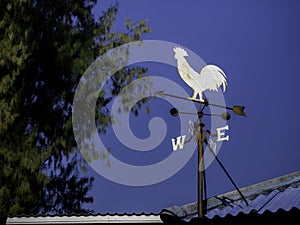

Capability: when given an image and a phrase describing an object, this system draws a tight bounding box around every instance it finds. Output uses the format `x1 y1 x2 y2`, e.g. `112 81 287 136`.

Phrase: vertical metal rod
198 103 204 218
198 128 204 218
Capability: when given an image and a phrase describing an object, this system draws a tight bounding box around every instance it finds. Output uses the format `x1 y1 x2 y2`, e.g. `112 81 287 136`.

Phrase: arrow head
232 106 247 117
155 90 165 97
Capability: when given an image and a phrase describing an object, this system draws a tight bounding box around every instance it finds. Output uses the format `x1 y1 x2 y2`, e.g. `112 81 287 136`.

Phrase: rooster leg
191 91 197 99
198 92 204 102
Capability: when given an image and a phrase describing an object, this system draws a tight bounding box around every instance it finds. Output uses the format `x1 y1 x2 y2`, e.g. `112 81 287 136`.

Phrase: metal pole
198 133 203 218
197 104 204 218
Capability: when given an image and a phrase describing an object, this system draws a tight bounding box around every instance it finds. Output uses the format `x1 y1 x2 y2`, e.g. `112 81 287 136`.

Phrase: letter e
216 125 229 142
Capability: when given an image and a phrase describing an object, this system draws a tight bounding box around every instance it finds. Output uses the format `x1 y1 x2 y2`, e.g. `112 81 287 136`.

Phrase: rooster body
174 47 228 101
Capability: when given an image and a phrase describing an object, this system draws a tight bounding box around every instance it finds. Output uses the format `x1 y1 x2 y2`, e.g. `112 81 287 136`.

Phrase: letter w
171 135 186 151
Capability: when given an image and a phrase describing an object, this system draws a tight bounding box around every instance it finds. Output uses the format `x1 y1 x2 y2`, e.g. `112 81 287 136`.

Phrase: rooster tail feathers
220 68 228 92
222 79 227 92
201 65 228 92
216 67 228 92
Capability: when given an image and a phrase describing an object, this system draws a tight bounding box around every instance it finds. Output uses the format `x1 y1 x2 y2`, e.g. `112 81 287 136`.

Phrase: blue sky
86 0 300 213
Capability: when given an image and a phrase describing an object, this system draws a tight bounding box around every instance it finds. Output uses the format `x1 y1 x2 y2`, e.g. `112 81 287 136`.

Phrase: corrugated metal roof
206 186 300 218
7 214 162 224
160 170 300 222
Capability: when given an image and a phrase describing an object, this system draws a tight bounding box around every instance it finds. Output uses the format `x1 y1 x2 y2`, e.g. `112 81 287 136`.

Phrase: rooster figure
174 47 228 101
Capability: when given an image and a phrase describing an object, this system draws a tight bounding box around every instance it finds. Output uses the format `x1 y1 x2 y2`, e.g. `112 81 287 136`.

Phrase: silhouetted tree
0 0 150 222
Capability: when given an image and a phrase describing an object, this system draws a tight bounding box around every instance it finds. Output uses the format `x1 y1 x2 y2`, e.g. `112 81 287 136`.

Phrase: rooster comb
173 47 188 56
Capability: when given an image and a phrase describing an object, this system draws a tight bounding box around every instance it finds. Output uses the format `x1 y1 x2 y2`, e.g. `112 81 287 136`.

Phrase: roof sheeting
7 214 162 224
160 170 300 223
206 186 300 218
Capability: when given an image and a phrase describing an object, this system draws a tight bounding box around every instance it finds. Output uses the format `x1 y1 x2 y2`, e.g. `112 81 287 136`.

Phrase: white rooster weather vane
173 47 227 101
164 46 248 218
170 47 231 152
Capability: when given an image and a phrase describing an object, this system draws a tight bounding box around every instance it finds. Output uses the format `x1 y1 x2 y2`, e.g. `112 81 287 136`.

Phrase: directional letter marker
216 125 229 142
171 135 186 151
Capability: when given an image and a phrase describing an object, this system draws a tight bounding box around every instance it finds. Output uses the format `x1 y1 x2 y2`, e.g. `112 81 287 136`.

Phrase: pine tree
0 0 150 222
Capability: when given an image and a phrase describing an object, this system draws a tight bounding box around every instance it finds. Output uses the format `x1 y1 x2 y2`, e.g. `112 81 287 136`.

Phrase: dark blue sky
86 0 300 213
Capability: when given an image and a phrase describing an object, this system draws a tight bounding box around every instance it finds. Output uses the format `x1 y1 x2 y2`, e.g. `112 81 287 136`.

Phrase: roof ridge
220 170 300 199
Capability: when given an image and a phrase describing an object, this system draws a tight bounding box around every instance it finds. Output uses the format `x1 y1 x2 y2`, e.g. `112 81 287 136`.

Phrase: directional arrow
155 90 205 103
155 90 247 117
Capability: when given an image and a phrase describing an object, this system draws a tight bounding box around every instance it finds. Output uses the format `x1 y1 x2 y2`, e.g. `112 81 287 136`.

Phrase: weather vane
156 46 248 218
